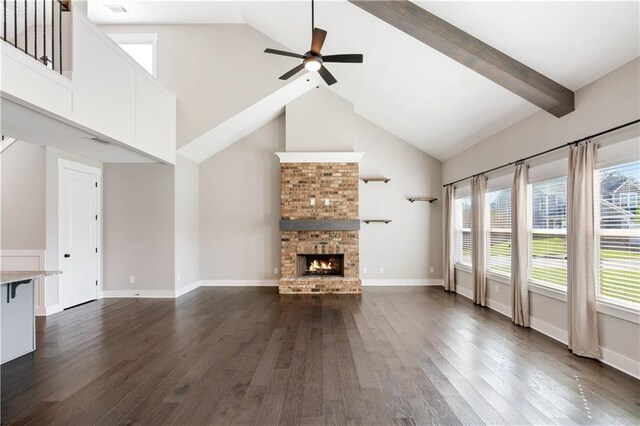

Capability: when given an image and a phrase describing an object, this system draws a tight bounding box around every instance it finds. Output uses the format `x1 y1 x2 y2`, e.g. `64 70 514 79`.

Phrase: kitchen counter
1 270 61 285
1 270 61 364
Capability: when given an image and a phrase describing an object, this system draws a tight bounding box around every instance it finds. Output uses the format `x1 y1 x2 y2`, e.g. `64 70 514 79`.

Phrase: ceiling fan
264 0 363 86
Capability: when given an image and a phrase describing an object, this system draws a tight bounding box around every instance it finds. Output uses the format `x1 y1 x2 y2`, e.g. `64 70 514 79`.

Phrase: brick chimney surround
276 152 364 294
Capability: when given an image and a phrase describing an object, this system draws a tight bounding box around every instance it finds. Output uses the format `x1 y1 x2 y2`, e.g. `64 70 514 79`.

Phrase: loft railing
1 0 71 74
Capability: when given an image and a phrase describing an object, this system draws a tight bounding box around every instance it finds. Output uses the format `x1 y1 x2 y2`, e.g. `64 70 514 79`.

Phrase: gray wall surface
443 58 639 369
1 140 46 250
198 88 442 282
102 24 291 148
287 88 443 281
199 115 284 281
443 58 640 184
175 154 200 289
103 163 175 292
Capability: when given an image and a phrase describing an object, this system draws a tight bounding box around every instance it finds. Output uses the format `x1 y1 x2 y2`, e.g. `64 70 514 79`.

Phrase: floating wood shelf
361 177 390 184
408 197 437 203
362 219 392 224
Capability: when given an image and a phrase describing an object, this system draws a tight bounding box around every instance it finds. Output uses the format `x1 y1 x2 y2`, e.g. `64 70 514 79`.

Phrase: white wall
101 24 291 148
175 154 199 291
103 163 175 295
443 58 640 377
1 140 46 250
0 11 176 164
199 115 284 282
287 88 443 283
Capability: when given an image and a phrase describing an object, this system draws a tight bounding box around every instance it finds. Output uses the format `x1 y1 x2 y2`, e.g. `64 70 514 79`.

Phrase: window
596 161 640 305
529 177 567 287
109 34 157 76
488 188 511 276
619 192 638 209
455 196 472 266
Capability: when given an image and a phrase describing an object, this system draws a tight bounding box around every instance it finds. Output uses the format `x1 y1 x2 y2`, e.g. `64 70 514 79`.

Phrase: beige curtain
471 175 487 306
443 185 456 291
567 142 601 359
511 164 529 327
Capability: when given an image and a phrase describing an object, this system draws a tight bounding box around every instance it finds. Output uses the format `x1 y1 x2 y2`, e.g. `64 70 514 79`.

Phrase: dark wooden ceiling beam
348 0 575 117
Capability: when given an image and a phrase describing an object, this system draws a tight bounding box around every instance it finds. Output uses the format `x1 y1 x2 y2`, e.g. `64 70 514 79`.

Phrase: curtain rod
442 119 640 187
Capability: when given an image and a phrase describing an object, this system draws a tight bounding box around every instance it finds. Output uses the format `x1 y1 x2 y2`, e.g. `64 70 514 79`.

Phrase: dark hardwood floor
2 287 639 425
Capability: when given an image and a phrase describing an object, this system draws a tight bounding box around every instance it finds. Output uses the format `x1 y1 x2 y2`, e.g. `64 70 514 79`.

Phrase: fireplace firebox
297 254 344 277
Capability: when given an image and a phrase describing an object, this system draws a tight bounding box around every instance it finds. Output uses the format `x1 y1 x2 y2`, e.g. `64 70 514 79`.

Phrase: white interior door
59 161 99 309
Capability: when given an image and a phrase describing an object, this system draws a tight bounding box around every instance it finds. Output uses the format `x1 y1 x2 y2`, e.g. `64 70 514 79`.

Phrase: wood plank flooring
2 287 639 425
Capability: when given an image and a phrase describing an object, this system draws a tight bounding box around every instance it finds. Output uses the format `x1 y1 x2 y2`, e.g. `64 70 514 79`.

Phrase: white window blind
488 188 511 276
455 196 472 266
596 161 640 305
528 177 567 287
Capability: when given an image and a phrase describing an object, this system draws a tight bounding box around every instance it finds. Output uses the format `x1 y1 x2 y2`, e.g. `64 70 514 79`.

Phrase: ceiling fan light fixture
304 57 322 72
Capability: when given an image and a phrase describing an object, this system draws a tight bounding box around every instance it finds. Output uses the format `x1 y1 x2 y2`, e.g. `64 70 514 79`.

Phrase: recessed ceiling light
104 5 127 13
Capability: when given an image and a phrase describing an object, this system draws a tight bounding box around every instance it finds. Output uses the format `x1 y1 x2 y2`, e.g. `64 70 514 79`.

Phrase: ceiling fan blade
322 54 363 63
318 65 337 86
264 48 305 59
279 63 306 80
310 28 327 54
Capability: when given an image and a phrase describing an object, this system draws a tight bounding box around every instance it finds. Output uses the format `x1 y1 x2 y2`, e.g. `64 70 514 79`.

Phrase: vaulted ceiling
89 1 640 161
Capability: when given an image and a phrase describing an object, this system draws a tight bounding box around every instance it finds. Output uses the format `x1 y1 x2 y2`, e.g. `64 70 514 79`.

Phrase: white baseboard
175 280 201 298
601 347 640 379
486 298 511 318
455 285 473 300
35 303 63 317
199 280 279 287
362 279 443 286
529 316 568 344
454 285 511 318
102 290 176 298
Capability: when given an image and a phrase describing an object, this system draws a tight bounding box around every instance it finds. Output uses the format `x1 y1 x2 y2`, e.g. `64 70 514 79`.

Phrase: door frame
57 158 103 307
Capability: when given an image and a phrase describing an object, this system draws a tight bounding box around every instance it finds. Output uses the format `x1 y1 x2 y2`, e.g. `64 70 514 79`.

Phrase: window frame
109 33 158 77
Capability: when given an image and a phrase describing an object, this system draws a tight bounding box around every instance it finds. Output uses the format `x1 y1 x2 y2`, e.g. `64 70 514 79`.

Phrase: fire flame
308 259 334 271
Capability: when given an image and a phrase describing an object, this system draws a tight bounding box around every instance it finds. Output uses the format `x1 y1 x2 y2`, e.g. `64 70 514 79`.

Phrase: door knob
64 253 71 258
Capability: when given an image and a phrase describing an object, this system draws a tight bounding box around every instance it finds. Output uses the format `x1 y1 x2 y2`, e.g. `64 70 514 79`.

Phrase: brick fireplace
277 152 363 294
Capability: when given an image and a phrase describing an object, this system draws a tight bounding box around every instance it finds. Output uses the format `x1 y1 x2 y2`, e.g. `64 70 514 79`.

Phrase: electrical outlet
274 267 278 274
379 267 384 274
494 284 499 293
429 267 435 273
310 197 316 206
177 274 181 282
363 267 368 274
129 276 135 284
324 198 330 206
